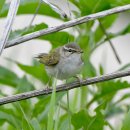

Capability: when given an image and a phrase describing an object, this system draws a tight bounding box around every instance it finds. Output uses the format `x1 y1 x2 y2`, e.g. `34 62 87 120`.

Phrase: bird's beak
34 56 39 59
34 54 43 59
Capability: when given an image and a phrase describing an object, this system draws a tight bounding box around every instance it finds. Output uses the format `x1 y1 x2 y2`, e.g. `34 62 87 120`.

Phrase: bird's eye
68 49 72 52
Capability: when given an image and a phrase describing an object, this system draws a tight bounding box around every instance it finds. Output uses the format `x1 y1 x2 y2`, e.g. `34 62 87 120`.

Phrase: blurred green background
0 0 130 130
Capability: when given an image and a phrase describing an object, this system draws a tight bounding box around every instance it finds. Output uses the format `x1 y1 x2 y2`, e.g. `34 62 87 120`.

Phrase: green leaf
121 109 130 130
0 111 21 129
16 76 35 92
17 62 49 83
33 92 65 121
71 109 92 129
31 118 41 130
13 100 33 121
112 24 130 38
0 66 20 87
1 0 67 20
0 0 5 14
78 0 111 16
95 101 107 113
99 80 130 97
40 32 74 48
22 117 33 130
120 24 130 35
90 80 130 105
58 114 71 130
82 59 96 77
95 23 130 49
76 0 129 17
94 15 117 43
72 109 107 130
9 23 48 40
15 103 33 130
87 112 106 130
99 64 104 75
33 95 51 118
9 23 74 47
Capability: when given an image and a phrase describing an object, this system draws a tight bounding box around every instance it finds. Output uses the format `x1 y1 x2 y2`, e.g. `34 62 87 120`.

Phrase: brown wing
36 50 60 66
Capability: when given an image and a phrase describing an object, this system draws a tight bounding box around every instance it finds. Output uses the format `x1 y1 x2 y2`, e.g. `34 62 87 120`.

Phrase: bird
35 42 84 80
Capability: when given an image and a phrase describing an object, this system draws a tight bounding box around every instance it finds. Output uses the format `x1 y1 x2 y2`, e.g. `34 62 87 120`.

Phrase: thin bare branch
0 69 130 105
21 0 42 36
98 20 121 64
5 4 130 48
29 0 42 27
0 0 20 54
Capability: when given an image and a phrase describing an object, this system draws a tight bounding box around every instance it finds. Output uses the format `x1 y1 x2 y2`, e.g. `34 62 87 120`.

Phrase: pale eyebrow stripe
63 46 77 51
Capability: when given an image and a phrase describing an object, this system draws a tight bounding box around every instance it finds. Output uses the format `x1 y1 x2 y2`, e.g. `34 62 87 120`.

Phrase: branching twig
0 70 130 105
21 0 42 36
5 4 130 48
0 0 20 55
99 20 121 64
28 0 42 28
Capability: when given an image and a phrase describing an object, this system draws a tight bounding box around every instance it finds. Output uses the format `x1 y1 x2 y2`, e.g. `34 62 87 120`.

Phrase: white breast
45 52 84 80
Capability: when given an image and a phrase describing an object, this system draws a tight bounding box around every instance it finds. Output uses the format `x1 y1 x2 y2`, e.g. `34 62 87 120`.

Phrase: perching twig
5 4 130 48
0 70 130 105
0 0 20 55
98 20 121 64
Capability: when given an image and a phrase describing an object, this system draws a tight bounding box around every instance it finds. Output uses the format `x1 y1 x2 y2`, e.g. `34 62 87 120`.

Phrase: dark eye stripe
68 48 76 51
63 46 77 52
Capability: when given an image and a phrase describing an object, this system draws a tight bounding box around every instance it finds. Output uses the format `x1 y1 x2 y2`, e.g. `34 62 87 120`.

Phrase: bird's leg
45 83 50 91
45 76 52 91
73 74 82 86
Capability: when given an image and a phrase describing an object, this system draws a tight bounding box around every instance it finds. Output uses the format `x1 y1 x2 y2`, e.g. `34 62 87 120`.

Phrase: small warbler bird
36 42 84 80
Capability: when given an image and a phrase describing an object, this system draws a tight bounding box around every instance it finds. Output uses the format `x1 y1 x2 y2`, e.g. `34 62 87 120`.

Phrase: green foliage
71 109 91 129
9 23 74 47
121 109 130 130
47 78 57 130
0 66 20 87
30 118 41 130
17 62 49 83
0 0 5 14
0 0 61 19
71 109 107 130
0 0 130 130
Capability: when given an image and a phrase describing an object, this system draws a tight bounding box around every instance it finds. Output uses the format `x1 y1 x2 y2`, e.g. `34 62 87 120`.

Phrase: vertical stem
67 90 71 130
47 78 57 130
98 20 121 64
28 0 42 27
80 87 87 108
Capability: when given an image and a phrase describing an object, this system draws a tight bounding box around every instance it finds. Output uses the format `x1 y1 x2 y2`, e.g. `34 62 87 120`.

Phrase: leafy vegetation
0 0 130 130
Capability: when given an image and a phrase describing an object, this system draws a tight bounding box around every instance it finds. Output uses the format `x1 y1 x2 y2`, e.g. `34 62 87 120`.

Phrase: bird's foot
44 85 50 93
74 75 83 86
